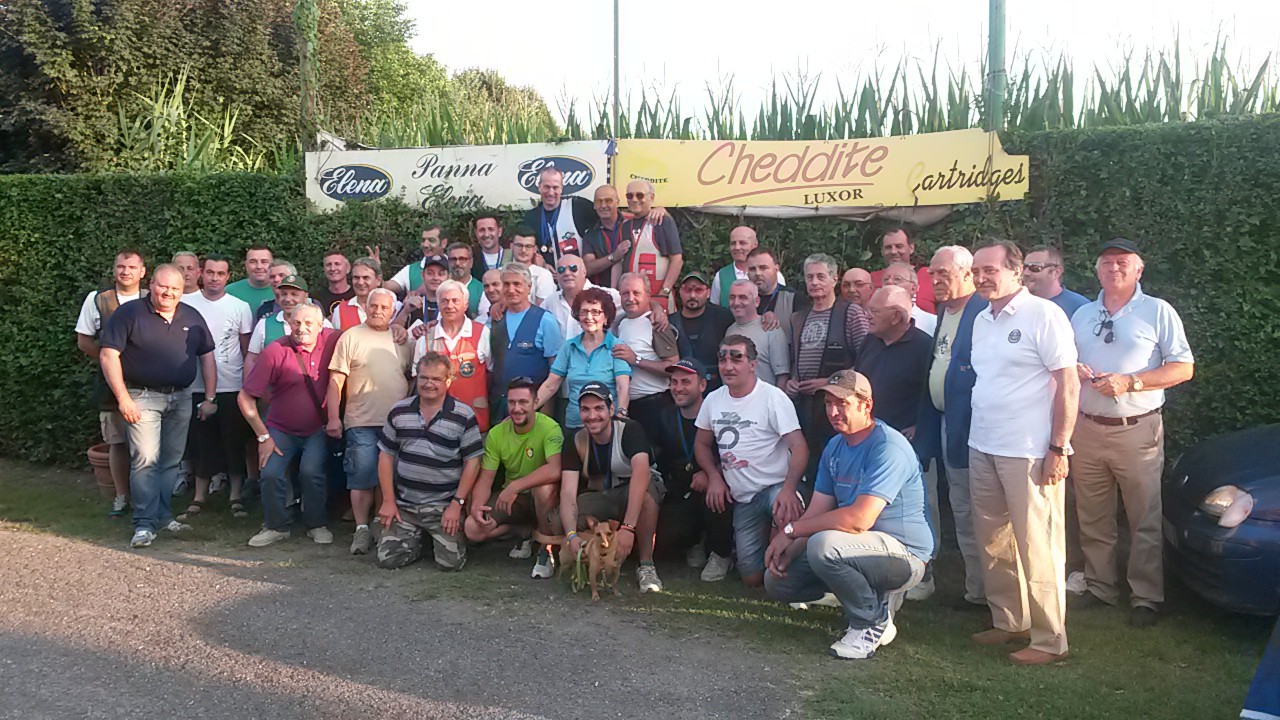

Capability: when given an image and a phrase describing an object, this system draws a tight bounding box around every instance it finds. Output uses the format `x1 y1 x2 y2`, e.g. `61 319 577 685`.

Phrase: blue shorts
343 426 380 490
733 484 803 579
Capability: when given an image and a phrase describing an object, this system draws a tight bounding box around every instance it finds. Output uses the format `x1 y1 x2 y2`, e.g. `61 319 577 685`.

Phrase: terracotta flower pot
87 443 115 500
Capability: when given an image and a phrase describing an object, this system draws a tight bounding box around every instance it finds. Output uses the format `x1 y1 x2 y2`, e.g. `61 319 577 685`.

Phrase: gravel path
0 528 796 719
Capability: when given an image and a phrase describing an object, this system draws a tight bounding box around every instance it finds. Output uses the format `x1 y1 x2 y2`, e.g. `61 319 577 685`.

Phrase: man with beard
747 247 803 338
445 242 484 317
671 271 733 391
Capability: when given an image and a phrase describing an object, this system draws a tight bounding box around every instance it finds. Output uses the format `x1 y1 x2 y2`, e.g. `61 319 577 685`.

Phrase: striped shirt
378 395 483 506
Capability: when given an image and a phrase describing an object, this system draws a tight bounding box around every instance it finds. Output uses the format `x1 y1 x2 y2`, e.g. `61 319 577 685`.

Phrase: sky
409 1 1280 126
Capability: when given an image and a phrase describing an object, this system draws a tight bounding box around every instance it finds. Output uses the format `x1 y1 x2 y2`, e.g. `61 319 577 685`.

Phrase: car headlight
1200 485 1255 528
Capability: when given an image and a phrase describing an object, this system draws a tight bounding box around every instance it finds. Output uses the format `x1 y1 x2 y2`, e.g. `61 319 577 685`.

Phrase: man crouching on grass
375 352 484 570
764 371 934 660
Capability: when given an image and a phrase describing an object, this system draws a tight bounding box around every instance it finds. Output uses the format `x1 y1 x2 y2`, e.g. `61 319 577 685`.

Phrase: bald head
841 268 874 307
625 179 655 216
593 184 621 223
728 226 759 264
868 285 912 339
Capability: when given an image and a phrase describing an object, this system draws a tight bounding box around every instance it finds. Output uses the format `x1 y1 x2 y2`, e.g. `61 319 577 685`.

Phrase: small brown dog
585 516 622 601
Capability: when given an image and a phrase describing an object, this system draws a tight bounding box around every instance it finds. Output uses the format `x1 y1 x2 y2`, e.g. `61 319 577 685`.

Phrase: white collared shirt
969 288 1077 458
412 318 492 374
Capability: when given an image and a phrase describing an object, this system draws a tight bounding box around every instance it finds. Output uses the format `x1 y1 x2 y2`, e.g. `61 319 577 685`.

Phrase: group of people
74 167 1194 663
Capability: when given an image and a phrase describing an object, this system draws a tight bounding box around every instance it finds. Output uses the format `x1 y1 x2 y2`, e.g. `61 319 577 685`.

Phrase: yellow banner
613 129 1028 208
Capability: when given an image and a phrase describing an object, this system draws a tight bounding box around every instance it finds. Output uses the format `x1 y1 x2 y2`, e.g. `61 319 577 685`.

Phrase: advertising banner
613 129 1028 210
304 140 612 212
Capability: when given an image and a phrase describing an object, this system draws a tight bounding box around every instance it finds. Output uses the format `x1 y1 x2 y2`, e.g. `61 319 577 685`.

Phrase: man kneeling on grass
764 371 934 660
375 352 483 570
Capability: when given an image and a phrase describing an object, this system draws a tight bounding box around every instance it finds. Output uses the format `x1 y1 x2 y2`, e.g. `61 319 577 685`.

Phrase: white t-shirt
75 289 142 336
540 281 622 340
616 313 668 399
969 288 1078 458
412 319 492 374
696 380 801 502
911 306 938 337
248 311 333 354
390 260 420 291
181 292 254 392
478 264 556 319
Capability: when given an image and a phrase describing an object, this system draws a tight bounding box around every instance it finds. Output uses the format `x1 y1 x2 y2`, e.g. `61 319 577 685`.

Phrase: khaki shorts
572 478 665 530
99 410 127 445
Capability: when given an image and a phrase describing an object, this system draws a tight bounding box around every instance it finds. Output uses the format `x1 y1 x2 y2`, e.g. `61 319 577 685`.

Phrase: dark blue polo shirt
100 296 214 389
857 325 933 431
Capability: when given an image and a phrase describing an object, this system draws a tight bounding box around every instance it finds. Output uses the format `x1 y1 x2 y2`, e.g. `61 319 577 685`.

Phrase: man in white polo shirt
1070 238 1193 628
968 240 1079 667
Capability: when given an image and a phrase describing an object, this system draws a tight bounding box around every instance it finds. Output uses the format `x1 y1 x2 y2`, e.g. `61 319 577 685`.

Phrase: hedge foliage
2 116 1277 463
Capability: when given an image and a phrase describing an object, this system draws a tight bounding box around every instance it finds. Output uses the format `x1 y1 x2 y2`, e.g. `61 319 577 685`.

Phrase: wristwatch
1130 375 1145 391
783 522 796 539
1048 443 1074 456
451 496 467 508
256 433 271 443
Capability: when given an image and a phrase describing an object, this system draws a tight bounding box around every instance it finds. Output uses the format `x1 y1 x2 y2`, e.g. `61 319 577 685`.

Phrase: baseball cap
278 274 309 292
666 357 711 381
422 254 449 269
679 270 711 287
816 370 873 401
1099 237 1140 255
578 380 613 404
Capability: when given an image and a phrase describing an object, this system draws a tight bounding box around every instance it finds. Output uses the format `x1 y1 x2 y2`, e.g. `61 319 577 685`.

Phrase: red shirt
242 329 340 437
870 265 936 314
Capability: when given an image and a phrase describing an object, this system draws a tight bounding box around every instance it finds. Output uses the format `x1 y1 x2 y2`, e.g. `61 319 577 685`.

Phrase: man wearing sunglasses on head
1069 238 1193 629
1022 246 1090 321
540 254 621 340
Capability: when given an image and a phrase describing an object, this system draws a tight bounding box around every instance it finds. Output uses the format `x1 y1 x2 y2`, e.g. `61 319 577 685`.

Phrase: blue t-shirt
814 420 935 561
504 306 565 359
550 332 632 428
1050 287 1090 320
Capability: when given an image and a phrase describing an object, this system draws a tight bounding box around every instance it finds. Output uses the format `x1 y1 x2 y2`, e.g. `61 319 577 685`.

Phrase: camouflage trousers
376 502 466 570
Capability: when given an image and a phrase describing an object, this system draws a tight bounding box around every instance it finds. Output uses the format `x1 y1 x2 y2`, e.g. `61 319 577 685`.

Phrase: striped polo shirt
378 394 483 506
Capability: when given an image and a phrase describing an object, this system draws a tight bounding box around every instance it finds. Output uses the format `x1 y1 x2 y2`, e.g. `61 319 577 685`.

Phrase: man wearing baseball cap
559 380 666 593
671 270 733 391
1070 238 1193 627
763 370 933 660
244 274 333 379
395 254 449 329
650 358 736 581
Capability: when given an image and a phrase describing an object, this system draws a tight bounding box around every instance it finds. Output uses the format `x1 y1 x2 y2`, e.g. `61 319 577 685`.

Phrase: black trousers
654 491 734 559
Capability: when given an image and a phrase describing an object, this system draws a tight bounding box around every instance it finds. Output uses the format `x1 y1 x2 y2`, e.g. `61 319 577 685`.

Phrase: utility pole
613 0 621 136
985 0 1006 132
295 0 320 151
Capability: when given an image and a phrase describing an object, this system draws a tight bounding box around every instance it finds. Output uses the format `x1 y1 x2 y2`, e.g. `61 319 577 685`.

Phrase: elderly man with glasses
1022 246 1090 320
1069 238 1194 628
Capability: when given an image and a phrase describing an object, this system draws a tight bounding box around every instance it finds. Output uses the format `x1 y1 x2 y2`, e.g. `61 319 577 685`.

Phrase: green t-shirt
226 279 275 312
482 412 563 486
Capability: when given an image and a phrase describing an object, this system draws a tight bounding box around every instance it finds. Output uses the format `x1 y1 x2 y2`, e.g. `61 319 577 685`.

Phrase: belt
127 383 184 394
1082 408 1161 427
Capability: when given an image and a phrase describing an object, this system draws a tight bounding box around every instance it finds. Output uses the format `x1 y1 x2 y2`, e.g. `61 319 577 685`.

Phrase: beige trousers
1071 413 1165 608
969 450 1067 655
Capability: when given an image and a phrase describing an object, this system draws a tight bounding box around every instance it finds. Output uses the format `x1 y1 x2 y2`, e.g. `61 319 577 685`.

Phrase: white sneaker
110 495 129 517
531 547 555 579
1066 570 1087 595
164 520 192 533
829 625 884 660
879 619 898 647
637 564 663 593
307 526 334 544
700 552 734 582
685 543 708 568
791 592 840 610
248 528 290 547
509 538 534 559
350 525 373 555
906 575 936 601
130 529 156 548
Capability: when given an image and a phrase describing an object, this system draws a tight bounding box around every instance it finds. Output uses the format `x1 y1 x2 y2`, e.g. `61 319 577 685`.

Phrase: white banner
304 140 612 213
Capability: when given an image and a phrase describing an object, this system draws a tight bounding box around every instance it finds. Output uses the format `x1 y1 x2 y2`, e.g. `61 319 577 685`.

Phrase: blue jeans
261 428 328 531
125 388 192 532
732 484 790 579
343 426 380 490
765 530 926 630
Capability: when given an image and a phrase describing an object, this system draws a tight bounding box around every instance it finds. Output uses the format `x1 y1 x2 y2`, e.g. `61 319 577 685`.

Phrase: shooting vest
790 298 858 443
263 312 289 346
490 305 551 413
715 264 739 305
432 320 490 432
335 300 364 331
623 217 672 311
93 288 146 410
537 203 584 266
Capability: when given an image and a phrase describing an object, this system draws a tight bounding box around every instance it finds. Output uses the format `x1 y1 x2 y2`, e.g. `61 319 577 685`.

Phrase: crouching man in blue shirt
764 370 934 660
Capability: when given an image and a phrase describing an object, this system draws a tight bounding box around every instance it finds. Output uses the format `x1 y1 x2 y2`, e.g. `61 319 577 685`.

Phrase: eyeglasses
717 349 749 361
557 264 580 274
1024 263 1060 274
577 307 605 317
1094 318 1115 344
625 192 649 200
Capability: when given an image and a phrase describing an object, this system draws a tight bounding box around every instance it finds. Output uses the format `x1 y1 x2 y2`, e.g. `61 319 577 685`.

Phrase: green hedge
2 115 1277 463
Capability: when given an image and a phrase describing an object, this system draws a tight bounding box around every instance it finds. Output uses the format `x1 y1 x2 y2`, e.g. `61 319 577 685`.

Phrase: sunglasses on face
625 192 649 200
717 349 748 361
1024 263 1060 274
557 264 580 274
1094 318 1115 344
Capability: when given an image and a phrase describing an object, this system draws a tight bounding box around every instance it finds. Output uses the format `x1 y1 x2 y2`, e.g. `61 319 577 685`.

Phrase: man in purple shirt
237 304 341 547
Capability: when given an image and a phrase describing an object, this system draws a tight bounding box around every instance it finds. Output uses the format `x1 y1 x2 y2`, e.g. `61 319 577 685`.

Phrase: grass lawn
1 458 1269 719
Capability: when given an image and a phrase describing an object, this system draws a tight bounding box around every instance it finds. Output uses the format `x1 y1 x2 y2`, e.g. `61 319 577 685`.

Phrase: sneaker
830 625 884 660
350 525 373 555
248 528 290 547
531 547 555 579
1066 570 1087 595
164 520 192 533
637 564 663 593
879 618 898 647
685 543 708 568
307 526 334 544
109 495 129 518
700 552 734 582
172 478 190 496
791 592 840 610
906 574 936 601
509 538 534 559
129 529 156 548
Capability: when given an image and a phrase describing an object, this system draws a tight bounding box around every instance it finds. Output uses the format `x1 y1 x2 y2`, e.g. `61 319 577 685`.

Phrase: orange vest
433 320 490 432
336 302 362 331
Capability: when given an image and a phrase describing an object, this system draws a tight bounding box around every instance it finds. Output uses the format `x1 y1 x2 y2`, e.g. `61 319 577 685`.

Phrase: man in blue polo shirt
764 370 933 660
489 263 562 419
100 264 217 549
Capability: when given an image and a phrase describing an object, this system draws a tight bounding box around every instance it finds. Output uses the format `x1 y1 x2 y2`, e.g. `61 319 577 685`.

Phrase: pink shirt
241 329 339 437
